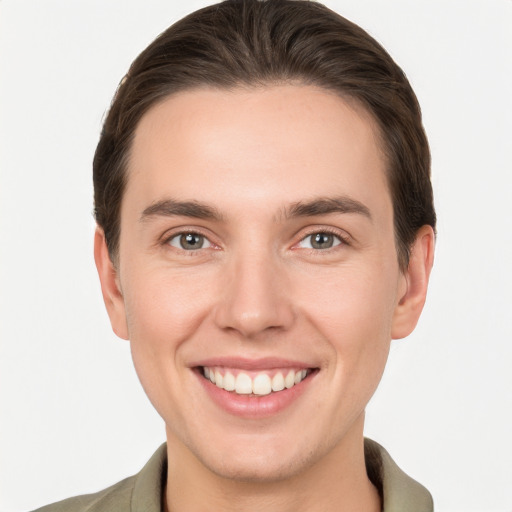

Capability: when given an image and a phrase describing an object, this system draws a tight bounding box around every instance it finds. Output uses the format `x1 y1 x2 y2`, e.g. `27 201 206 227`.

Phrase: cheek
122 265 214 347
296 262 398 387
299 263 398 340
120 264 218 424
119 265 216 399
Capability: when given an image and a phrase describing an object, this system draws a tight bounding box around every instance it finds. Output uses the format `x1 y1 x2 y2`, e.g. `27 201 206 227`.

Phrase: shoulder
364 438 434 512
31 444 167 512
31 475 135 512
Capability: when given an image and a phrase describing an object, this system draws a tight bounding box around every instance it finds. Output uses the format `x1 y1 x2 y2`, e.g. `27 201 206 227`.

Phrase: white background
1 1 511 511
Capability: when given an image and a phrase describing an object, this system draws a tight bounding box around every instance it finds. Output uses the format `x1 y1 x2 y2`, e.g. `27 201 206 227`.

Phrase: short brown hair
93 0 436 270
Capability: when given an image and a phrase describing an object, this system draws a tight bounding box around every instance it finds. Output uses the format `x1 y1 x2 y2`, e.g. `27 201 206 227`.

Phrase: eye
168 232 212 250
298 232 344 250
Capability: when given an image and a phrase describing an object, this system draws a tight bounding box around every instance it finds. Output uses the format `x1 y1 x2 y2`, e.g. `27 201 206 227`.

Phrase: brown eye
298 232 342 250
168 233 211 250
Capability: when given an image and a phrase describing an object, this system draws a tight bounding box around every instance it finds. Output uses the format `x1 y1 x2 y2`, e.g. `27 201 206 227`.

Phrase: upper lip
189 356 316 371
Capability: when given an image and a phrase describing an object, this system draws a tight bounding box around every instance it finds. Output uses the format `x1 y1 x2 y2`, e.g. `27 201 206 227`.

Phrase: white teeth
235 373 253 394
204 367 309 395
253 374 272 395
271 372 285 392
285 370 295 388
214 370 223 388
223 371 235 391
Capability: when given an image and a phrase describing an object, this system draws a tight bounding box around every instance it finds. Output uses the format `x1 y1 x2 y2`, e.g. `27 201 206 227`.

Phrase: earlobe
94 227 129 340
391 225 435 340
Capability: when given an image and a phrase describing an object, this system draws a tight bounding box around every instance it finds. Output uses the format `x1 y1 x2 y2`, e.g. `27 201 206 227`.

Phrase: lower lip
195 369 316 418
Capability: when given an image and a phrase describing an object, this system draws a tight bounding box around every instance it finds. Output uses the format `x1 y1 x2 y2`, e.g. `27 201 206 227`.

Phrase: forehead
125 85 390 220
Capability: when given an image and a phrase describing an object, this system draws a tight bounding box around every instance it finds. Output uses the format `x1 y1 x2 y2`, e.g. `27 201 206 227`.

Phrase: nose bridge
214 245 293 338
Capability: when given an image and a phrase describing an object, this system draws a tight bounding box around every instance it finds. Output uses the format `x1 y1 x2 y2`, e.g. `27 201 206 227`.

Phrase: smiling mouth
200 366 315 396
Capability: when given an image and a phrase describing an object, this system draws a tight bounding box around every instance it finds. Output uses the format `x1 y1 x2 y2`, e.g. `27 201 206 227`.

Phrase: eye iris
180 233 204 250
311 233 333 249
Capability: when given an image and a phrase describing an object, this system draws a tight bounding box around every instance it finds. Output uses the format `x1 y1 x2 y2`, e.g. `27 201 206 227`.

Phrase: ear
94 227 129 340
391 225 435 340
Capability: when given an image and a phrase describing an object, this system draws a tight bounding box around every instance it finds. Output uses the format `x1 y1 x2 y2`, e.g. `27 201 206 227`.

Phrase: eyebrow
282 196 372 221
140 199 223 222
140 196 372 223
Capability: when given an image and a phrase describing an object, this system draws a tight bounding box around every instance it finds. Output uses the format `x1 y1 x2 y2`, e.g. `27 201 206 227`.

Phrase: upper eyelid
295 233 348 250
295 225 351 243
158 225 351 249
167 231 213 251
160 226 216 244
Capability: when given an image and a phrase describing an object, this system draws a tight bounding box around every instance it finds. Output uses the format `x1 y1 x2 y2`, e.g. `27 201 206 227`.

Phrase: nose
213 250 295 339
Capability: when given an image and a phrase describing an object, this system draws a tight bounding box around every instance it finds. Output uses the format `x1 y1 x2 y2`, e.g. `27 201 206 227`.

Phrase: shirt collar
131 440 433 512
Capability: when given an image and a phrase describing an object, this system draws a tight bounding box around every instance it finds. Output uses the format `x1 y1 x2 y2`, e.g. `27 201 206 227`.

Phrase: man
36 1 435 510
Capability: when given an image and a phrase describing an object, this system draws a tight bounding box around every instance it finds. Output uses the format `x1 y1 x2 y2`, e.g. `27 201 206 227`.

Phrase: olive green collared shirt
33 439 433 512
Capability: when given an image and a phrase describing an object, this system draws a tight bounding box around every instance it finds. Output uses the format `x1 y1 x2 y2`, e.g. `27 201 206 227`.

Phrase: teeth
271 372 285 392
253 374 272 395
285 370 295 389
203 367 309 395
235 373 253 394
223 371 235 391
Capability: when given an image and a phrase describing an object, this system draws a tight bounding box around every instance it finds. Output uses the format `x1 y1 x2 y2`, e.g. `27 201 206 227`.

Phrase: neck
164 415 381 512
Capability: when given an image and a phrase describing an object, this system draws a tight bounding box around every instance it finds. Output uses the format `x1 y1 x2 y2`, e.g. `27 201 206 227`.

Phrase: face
100 85 418 481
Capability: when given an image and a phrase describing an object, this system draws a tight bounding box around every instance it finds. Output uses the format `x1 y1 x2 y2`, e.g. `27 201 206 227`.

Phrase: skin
95 85 434 512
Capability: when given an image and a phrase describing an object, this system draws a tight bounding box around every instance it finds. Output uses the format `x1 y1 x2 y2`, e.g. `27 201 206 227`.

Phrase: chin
204 450 314 483
187 430 328 484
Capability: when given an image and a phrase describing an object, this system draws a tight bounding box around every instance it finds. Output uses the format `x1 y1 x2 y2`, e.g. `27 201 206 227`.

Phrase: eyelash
294 228 350 252
161 227 350 253
162 229 215 252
